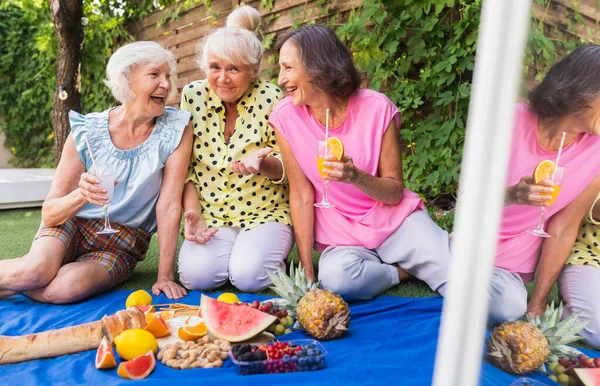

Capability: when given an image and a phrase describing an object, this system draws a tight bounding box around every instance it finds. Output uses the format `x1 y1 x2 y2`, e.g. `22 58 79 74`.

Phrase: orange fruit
95 336 116 370
327 137 344 161
155 310 175 321
178 322 208 341
144 313 170 338
117 351 156 380
533 160 555 183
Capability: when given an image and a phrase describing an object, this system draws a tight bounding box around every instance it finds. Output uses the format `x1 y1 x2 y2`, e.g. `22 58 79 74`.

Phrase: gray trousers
558 264 600 348
487 266 528 325
317 209 451 300
177 222 294 292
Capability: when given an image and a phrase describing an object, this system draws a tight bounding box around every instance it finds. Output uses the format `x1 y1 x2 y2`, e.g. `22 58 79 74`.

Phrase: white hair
196 6 263 76
104 41 177 104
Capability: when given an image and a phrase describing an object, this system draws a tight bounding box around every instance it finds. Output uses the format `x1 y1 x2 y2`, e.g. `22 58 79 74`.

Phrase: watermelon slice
200 294 277 342
575 368 600 386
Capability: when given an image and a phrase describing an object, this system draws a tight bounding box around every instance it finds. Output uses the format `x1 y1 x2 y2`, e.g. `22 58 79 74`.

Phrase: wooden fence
527 0 600 88
130 0 360 106
131 0 600 106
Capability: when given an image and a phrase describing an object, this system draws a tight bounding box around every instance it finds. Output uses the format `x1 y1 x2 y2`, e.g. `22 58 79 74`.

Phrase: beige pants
177 222 293 292
318 209 451 300
559 264 600 348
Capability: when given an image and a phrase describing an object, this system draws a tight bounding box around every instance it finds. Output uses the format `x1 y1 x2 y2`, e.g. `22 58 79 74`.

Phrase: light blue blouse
69 107 190 234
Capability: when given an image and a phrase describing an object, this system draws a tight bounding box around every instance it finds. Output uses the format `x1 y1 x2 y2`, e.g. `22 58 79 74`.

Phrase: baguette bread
0 307 146 364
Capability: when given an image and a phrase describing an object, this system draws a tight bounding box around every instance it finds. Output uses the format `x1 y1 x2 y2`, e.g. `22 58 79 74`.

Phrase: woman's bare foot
395 266 413 281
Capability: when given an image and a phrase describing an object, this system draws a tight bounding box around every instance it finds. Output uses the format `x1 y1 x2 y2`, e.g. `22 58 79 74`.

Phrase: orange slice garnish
533 160 555 184
327 137 344 161
155 310 175 321
144 313 170 338
178 322 208 341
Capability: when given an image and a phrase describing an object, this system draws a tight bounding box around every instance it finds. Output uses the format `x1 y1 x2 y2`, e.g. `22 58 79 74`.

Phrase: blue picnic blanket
0 290 587 385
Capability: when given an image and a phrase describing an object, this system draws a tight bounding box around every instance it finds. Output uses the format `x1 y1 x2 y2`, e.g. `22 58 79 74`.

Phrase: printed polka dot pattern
181 78 291 230
566 194 600 269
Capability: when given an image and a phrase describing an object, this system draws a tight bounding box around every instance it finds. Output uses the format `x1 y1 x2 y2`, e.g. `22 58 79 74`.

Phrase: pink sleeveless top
269 89 423 251
497 104 600 281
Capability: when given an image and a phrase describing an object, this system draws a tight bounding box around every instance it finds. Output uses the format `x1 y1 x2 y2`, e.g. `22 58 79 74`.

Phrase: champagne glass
528 166 564 238
96 168 119 235
315 140 335 209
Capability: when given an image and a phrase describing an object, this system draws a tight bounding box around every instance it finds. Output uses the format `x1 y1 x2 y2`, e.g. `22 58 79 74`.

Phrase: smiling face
206 55 254 104
127 62 171 117
278 41 318 106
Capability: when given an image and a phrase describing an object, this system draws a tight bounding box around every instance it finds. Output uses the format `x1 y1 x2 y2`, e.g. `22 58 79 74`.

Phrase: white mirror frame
432 1 532 385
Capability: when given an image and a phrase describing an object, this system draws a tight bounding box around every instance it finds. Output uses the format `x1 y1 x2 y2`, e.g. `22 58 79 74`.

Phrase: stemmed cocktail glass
315 139 335 209
527 166 564 238
96 168 119 235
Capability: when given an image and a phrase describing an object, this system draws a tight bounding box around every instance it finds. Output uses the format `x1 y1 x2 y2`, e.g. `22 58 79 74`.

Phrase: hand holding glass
528 166 564 238
315 140 335 209
96 170 119 235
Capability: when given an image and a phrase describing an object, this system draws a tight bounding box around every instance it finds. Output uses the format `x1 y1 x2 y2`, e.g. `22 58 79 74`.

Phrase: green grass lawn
0 208 561 302
0 208 437 297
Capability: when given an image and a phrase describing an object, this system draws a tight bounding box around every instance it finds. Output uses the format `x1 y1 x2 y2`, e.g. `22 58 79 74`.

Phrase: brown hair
276 25 361 97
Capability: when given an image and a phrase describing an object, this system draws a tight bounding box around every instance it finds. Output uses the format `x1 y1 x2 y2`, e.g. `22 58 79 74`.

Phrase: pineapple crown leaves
266 264 320 305
523 301 590 356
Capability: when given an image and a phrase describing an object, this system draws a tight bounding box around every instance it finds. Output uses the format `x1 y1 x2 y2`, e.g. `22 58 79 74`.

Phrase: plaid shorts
34 217 151 287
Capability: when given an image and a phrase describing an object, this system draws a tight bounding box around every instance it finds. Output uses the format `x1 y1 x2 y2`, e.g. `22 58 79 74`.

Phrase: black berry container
230 339 327 376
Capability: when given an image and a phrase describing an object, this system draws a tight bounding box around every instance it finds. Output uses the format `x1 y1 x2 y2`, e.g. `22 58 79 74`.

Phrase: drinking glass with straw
528 132 567 238
315 109 335 208
84 135 120 235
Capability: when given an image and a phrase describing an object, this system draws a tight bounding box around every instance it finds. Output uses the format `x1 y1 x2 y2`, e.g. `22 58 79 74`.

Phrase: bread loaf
0 307 146 364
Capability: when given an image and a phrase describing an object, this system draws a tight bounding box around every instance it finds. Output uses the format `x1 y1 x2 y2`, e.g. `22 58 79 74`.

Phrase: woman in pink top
269 25 451 300
493 44 600 325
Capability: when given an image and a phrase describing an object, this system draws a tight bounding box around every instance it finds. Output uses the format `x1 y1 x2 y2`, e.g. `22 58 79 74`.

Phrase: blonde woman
178 6 293 292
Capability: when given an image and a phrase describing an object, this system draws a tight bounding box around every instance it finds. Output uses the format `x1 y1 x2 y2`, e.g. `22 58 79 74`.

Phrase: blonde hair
104 41 177 103
196 6 262 76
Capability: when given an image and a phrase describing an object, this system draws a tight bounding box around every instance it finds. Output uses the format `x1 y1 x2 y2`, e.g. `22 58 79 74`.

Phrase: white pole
432 1 532 386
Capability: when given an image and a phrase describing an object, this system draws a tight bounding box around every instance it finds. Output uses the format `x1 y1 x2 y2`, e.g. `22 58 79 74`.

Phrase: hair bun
226 5 261 32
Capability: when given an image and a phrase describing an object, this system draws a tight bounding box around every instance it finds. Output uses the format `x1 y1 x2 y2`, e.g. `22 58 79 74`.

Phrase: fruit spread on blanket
487 302 596 385
230 340 327 375
1 270 350 380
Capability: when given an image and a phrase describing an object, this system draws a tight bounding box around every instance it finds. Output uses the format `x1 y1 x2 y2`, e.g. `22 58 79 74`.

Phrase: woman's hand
322 155 359 184
505 177 555 206
526 300 546 319
183 210 218 244
152 277 187 299
78 172 111 206
231 147 273 175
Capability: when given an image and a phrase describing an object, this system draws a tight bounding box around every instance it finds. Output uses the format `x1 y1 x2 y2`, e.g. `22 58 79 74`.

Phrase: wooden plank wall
130 0 361 107
132 0 600 105
528 0 600 88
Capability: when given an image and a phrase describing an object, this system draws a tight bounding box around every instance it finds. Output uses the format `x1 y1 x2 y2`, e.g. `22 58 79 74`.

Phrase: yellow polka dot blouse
566 193 600 269
181 78 291 230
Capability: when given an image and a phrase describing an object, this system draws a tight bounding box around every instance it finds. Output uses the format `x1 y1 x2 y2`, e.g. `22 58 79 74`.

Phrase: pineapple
488 302 591 375
266 264 350 340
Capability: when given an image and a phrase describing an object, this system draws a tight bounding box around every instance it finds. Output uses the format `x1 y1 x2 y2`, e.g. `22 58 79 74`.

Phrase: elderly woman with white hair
178 5 292 292
0 41 193 303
